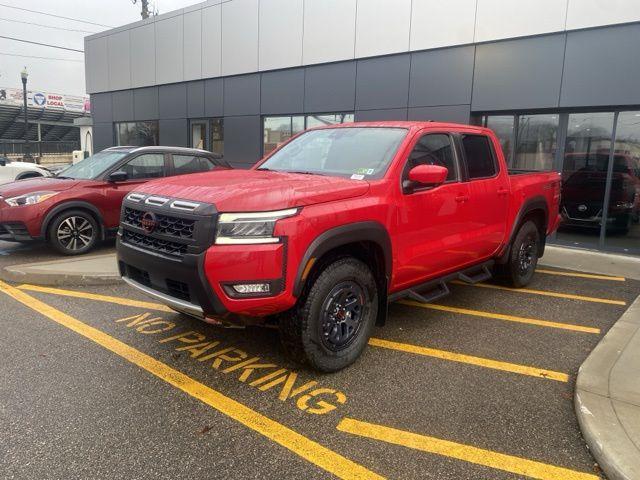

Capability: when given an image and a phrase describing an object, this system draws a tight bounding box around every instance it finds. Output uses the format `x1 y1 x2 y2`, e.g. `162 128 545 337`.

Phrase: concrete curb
0 253 122 286
575 294 640 480
541 246 640 281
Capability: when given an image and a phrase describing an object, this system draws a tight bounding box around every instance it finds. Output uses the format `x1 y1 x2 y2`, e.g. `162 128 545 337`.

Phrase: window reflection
484 116 514 165
115 121 159 146
514 114 558 170
305 113 354 129
604 111 640 253
557 112 615 247
210 118 224 156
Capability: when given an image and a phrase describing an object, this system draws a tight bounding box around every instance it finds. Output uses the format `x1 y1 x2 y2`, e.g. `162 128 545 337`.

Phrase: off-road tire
503 220 540 288
279 257 378 372
48 209 99 255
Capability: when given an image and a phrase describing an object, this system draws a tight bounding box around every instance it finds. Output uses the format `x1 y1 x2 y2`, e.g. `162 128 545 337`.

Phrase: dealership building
84 0 640 255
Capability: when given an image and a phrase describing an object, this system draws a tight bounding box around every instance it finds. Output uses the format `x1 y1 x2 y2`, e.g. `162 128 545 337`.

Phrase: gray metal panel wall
355 54 410 110
355 108 408 121
224 74 260 116
261 69 305 114
93 123 113 152
112 90 134 122
91 93 113 124
408 105 471 123
159 119 188 147
409 46 474 107
204 79 224 117
223 116 261 166
159 84 187 119
304 62 356 112
560 23 640 107
187 81 205 118
133 87 159 120
472 34 565 111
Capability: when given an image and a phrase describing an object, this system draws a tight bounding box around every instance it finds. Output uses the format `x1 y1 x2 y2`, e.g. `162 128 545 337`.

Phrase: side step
406 281 450 304
458 265 492 284
389 260 494 305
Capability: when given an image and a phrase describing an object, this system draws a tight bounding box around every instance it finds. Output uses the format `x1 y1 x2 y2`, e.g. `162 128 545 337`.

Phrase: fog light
232 283 271 294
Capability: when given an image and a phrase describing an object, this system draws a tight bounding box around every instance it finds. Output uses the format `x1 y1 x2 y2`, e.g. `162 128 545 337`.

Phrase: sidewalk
540 245 640 281
575 294 640 480
0 253 120 286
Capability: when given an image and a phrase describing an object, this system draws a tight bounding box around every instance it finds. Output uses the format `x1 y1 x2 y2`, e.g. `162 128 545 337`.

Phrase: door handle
455 195 469 203
497 188 509 196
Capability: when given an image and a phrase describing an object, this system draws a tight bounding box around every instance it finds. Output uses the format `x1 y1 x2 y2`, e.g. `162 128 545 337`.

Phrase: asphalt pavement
1 243 638 479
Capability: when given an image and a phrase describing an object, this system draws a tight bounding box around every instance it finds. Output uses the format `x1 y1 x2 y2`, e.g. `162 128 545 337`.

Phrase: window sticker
350 174 365 180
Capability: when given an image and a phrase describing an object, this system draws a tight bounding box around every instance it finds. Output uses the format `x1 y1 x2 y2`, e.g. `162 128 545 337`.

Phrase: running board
389 260 494 304
458 265 492 284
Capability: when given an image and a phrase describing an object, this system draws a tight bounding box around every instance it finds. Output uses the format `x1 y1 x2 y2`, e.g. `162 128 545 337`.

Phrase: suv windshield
57 151 129 180
258 127 407 180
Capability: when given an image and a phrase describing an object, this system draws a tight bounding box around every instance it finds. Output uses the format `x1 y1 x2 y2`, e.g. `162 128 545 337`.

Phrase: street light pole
20 67 33 163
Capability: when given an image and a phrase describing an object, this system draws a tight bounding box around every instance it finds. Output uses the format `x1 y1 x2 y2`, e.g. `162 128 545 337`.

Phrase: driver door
393 132 473 290
100 153 168 228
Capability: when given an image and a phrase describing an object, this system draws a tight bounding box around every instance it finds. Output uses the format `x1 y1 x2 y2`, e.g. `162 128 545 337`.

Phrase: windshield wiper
288 170 324 176
54 175 74 179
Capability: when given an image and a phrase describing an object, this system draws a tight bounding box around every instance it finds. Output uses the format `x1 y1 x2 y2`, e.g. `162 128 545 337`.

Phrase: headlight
215 208 298 245
4 191 59 207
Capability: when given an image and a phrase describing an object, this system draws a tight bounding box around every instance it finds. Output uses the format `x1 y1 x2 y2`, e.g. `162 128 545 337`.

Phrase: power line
0 35 83 53
0 52 84 62
0 17 97 34
0 3 114 28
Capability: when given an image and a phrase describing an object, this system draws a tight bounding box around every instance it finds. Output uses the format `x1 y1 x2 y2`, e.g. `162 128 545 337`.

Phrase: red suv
0 146 228 255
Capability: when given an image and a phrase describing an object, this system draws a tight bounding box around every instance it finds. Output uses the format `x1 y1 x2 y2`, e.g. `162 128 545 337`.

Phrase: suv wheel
504 220 540 288
279 257 378 372
48 210 99 255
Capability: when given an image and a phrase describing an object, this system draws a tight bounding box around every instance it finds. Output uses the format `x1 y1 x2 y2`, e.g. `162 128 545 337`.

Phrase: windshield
57 151 129 180
258 127 407 180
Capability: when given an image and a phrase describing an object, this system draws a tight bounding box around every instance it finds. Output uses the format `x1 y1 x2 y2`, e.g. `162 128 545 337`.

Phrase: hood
0 177 82 197
134 169 370 211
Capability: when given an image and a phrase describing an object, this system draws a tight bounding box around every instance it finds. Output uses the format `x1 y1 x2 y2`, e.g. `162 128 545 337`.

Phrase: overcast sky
0 0 200 95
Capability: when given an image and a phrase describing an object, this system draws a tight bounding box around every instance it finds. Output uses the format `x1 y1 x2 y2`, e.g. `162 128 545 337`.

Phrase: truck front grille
122 230 188 257
123 207 195 239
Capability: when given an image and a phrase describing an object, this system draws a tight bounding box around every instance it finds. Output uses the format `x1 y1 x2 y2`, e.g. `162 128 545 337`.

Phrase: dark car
561 152 640 233
0 146 229 255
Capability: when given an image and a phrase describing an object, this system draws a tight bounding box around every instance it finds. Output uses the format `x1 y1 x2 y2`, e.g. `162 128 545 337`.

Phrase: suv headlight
215 208 298 245
4 191 59 207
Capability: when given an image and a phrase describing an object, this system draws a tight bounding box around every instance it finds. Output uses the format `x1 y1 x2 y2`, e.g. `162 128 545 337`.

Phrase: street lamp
20 67 33 163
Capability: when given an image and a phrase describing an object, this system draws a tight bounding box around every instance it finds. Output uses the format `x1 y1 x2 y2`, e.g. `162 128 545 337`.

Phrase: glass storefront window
210 118 224 156
604 111 640 254
557 112 615 248
191 121 207 150
305 113 354 129
115 121 159 146
514 114 558 171
263 116 304 155
484 115 514 166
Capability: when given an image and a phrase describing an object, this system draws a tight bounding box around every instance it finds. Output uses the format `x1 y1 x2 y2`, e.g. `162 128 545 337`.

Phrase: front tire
48 209 99 255
279 257 378 372
503 220 540 288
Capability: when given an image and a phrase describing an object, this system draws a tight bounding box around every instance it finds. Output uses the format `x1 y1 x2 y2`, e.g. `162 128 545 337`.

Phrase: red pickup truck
117 122 561 371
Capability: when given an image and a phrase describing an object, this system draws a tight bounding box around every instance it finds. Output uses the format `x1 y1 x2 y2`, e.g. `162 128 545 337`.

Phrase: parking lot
1 241 638 480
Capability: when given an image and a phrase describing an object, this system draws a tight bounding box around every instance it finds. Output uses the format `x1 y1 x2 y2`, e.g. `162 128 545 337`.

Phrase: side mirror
407 164 448 190
108 171 128 182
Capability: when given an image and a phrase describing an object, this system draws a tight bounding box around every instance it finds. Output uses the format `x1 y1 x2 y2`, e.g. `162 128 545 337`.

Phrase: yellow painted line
398 300 600 334
17 284 173 312
536 269 625 282
451 280 626 306
0 280 383 480
368 337 568 382
337 418 598 480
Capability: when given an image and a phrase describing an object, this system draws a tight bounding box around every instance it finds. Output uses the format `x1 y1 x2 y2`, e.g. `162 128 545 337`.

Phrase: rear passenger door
458 133 509 259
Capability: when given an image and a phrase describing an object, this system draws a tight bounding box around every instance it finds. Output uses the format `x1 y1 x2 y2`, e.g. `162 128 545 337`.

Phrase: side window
121 154 165 180
173 155 215 175
406 134 457 181
461 134 497 179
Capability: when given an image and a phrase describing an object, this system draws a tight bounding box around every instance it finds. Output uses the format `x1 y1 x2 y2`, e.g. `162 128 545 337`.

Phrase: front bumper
0 221 35 242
